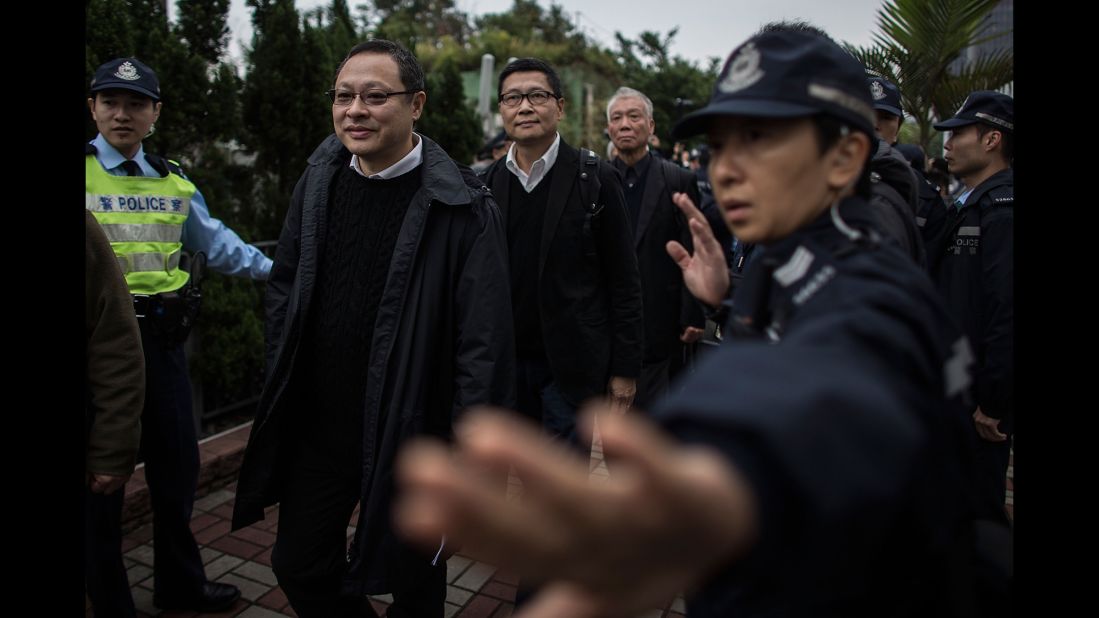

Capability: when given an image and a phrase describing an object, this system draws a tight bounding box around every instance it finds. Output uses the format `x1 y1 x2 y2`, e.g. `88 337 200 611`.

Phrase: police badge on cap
933 90 1013 132
91 57 161 101
718 42 765 94
672 29 876 140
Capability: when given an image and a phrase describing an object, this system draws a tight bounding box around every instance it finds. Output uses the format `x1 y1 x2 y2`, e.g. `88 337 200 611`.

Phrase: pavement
87 422 689 618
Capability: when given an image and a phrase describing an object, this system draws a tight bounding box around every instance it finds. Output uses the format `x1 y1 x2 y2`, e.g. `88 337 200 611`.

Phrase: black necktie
120 160 142 177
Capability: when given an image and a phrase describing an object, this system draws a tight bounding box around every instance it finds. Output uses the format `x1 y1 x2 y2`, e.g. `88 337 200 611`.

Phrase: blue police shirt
90 134 273 280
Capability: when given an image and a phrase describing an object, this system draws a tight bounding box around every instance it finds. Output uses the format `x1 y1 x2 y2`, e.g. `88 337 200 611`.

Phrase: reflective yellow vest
85 154 196 294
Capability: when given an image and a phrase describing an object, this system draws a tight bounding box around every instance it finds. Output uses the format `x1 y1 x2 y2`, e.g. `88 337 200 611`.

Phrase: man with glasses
479 58 643 451
233 39 515 617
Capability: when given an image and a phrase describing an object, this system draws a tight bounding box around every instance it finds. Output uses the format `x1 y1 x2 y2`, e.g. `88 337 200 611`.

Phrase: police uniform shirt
89 133 273 280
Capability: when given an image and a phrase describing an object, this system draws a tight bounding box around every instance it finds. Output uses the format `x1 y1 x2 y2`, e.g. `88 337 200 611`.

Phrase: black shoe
153 582 241 612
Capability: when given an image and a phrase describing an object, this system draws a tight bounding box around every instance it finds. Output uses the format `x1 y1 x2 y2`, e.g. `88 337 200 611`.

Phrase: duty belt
132 294 156 319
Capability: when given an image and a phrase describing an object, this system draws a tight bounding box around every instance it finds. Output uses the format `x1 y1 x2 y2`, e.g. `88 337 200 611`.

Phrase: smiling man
232 39 515 617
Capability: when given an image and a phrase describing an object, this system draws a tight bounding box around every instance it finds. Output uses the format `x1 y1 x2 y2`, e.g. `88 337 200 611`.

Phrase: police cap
933 90 1013 133
672 30 875 140
893 143 926 171
866 71 903 118
90 57 161 101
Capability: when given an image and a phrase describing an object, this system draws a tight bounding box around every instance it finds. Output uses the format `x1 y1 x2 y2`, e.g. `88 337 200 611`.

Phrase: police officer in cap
932 90 1015 524
86 57 271 614
864 71 925 265
393 22 988 618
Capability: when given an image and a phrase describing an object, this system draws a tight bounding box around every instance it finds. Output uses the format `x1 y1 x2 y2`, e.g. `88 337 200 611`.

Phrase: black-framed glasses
327 89 419 106
499 90 557 107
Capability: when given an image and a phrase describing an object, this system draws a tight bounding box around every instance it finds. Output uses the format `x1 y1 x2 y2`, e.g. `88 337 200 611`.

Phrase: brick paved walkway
87 423 687 618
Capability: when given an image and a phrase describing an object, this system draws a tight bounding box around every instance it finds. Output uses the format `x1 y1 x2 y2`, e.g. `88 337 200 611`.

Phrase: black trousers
85 488 135 618
137 323 207 599
272 437 446 618
86 322 207 614
633 357 671 413
973 434 1013 523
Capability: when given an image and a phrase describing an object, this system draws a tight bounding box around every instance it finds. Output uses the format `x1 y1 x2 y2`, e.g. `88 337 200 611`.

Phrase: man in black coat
480 58 644 449
606 86 705 408
932 91 1015 523
232 40 515 617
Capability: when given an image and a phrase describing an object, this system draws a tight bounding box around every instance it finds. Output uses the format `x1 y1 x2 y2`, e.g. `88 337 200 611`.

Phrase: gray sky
220 0 886 69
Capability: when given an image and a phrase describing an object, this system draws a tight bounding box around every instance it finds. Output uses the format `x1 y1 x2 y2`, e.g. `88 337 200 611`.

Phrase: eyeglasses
327 89 419 106
499 90 557 107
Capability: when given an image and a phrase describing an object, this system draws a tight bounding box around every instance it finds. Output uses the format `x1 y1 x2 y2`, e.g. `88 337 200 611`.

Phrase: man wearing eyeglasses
233 40 515 617
480 58 643 452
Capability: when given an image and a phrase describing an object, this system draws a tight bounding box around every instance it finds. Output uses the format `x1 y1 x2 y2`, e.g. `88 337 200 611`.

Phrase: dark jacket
626 155 705 361
931 168 1013 428
482 139 644 404
85 210 144 476
656 197 982 617
232 134 516 593
869 139 926 267
914 167 950 269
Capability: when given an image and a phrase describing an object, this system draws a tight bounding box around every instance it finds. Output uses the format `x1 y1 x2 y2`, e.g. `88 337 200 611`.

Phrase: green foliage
241 0 332 222
846 0 1012 152
613 29 718 152
417 59 482 164
191 272 267 408
176 0 232 64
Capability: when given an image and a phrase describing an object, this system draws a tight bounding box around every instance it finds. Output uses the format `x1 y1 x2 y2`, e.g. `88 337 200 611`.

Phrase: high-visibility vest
85 154 196 294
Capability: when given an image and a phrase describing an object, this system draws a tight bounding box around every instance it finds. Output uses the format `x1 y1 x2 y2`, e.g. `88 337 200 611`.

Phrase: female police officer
392 25 992 618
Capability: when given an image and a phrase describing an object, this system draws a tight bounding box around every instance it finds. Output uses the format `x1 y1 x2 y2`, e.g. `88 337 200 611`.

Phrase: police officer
896 141 951 266
86 57 271 614
932 91 1014 523
394 24 989 617
864 71 926 265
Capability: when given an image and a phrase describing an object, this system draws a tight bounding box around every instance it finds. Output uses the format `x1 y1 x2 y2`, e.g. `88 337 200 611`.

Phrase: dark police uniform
654 197 983 617
932 168 1014 519
656 27 994 617
931 91 1014 523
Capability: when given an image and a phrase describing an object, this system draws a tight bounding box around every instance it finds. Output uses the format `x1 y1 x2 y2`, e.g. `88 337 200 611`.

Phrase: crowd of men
86 17 1012 618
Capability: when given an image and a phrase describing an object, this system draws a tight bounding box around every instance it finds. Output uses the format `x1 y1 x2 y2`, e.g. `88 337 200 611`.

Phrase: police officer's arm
451 186 518 416
85 211 143 494
264 175 305 376
666 192 730 308
976 206 1013 428
599 164 644 408
395 407 758 618
180 184 273 281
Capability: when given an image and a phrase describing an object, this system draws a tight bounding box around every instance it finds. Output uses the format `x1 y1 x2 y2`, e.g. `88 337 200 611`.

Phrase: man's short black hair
976 122 1014 163
336 39 426 93
497 58 563 99
756 19 835 43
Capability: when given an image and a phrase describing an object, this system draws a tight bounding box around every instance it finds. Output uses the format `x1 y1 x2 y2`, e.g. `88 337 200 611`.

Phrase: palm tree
847 0 1013 153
